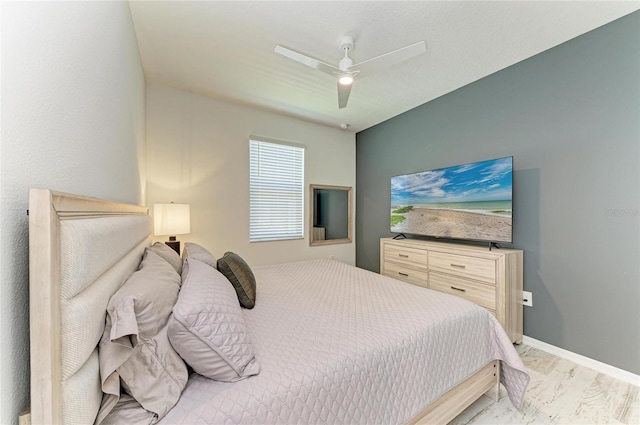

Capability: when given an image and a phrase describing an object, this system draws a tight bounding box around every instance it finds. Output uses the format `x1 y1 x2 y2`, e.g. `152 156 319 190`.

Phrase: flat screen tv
390 156 513 244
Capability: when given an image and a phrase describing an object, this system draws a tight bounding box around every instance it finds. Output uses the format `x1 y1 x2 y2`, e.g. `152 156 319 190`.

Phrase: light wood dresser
380 237 523 344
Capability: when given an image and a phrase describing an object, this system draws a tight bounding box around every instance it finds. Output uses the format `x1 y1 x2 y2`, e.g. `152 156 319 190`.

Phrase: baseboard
523 336 640 387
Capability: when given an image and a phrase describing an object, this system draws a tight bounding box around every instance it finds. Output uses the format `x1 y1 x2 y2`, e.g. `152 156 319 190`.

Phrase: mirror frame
309 184 353 246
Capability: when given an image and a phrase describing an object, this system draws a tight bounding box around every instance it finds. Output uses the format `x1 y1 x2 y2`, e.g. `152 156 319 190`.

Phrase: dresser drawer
429 272 496 310
383 262 429 288
384 244 428 267
428 251 496 284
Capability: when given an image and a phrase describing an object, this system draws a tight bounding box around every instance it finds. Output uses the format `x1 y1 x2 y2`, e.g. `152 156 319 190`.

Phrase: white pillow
168 258 260 381
182 242 216 268
97 250 187 424
99 394 155 425
181 242 217 284
148 242 182 274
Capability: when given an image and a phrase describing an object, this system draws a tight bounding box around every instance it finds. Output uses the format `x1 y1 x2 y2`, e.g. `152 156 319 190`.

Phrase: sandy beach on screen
391 208 512 241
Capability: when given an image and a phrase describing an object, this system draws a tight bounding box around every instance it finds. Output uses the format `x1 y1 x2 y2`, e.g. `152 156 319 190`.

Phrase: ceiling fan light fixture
338 74 354 86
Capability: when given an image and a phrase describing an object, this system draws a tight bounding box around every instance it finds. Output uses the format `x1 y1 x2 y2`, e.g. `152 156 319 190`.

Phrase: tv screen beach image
391 157 513 243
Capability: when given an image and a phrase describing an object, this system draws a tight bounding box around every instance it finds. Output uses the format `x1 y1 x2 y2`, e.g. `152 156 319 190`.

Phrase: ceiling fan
274 36 426 109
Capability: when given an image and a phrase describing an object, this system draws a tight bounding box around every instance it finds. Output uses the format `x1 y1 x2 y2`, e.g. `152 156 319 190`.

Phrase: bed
26 189 529 425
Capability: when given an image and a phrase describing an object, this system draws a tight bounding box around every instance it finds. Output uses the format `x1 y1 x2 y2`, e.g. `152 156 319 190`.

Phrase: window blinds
249 139 305 242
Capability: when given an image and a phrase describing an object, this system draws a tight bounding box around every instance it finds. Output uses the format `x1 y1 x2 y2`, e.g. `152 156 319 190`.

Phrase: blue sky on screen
391 157 513 204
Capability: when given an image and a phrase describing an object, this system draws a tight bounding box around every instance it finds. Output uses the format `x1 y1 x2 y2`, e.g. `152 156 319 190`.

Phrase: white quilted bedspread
158 259 529 424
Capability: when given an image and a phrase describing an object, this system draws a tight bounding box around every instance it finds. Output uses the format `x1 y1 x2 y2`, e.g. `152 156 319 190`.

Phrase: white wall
0 2 146 423
147 85 356 266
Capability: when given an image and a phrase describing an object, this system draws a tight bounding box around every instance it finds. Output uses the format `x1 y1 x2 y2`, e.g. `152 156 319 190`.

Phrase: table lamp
154 203 191 254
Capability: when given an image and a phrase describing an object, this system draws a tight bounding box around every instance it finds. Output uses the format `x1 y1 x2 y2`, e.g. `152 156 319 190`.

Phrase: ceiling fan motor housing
339 57 354 70
338 36 355 70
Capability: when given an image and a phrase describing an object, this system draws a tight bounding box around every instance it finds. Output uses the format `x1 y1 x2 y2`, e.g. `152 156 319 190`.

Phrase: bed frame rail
407 360 500 425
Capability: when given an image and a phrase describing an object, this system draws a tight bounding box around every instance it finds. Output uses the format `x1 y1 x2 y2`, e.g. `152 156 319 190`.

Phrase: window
249 138 305 242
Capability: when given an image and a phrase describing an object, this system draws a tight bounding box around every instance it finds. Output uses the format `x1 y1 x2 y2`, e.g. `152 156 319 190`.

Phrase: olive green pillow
217 252 256 309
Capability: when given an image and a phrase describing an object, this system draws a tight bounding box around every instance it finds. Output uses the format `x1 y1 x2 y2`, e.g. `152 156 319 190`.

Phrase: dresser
380 237 523 344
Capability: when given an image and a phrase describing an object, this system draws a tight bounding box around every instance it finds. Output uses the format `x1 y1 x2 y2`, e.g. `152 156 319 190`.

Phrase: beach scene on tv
391 157 513 243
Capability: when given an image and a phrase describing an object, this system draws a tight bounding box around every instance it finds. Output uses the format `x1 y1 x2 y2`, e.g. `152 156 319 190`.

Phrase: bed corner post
29 188 63 425
484 360 501 402
18 406 31 425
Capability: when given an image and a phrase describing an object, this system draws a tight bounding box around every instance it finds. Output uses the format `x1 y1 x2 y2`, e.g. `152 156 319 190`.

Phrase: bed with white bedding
160 259 528 424
26 189 529 425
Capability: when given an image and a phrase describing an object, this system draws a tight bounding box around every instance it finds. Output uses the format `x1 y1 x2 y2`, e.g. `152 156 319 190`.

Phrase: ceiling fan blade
348 41 426 78
337 82 352 109
274 45 341 76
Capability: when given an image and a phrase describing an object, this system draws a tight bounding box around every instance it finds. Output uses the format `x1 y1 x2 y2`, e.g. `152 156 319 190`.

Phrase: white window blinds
249 139 305 242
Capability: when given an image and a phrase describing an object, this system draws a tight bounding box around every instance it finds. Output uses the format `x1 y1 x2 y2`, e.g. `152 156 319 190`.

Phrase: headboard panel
60 238 148 424
29 189 150 425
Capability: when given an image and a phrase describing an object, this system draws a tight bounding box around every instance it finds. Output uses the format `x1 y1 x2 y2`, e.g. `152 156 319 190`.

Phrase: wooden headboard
28 189 150 424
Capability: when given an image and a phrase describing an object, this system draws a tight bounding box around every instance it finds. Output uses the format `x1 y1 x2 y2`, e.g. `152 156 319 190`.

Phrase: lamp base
165 237 180 254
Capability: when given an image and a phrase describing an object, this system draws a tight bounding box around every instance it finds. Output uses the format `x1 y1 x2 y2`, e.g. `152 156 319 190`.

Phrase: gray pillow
217 252 256 309
168 258 260 381
97 250 187 424
148 241 182 274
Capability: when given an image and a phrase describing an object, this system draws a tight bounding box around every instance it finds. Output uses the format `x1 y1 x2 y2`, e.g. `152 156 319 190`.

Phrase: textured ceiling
129 1 639 132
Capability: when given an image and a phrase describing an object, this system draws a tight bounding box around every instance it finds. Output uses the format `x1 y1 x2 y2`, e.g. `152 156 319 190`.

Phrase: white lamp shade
154 203 191 236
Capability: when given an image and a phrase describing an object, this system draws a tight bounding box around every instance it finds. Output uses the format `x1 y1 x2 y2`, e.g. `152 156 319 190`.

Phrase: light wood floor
451 344 640 424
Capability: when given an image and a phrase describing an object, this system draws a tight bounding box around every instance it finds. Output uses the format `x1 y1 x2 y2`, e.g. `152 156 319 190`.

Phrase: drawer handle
398 254 409 258
450 263 466 269
398 272 409 277
451 286 466 293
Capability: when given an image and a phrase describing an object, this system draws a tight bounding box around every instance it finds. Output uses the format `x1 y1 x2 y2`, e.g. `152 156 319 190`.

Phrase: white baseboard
522 336 640 387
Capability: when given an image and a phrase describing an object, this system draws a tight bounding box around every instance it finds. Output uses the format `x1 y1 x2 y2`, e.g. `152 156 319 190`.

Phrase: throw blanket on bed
150 259 529 424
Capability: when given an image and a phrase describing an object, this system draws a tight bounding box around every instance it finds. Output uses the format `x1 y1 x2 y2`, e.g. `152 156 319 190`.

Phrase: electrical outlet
523 290 533 307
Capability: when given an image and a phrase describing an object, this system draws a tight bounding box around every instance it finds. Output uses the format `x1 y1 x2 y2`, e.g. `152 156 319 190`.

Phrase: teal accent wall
356 11 639 374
